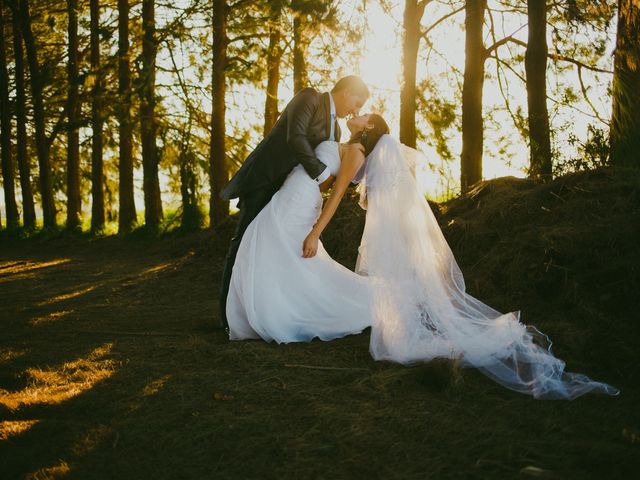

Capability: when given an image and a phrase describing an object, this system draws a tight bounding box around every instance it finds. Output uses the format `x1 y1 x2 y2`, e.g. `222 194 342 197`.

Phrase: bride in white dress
227 113 619 400
226 115 383 343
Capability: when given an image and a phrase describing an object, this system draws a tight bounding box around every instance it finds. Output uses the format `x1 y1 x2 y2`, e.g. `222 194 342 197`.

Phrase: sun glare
36 285 97 307
0 420 40 441
0 259 72 284
0 343 117 411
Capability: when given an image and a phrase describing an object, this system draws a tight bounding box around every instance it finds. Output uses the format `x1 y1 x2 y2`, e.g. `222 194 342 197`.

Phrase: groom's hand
302 232 320 258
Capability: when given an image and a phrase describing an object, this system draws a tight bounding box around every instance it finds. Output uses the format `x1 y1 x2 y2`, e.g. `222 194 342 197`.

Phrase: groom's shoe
215 310 230 338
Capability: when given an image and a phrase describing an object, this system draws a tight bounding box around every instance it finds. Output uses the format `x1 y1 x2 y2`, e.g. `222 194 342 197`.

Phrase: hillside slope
323 167 640 383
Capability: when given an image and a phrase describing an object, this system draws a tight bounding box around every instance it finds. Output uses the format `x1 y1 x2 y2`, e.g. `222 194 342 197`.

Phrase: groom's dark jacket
220 88 341 201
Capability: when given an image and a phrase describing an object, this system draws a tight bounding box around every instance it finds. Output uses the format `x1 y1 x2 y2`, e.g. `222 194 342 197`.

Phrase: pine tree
610 0 640 167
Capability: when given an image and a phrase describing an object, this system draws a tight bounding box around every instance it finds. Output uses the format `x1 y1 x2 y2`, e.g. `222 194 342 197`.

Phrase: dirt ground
1 170 639 479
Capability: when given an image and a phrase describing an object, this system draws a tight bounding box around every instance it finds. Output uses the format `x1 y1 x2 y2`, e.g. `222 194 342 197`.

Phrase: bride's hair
348 114 390 156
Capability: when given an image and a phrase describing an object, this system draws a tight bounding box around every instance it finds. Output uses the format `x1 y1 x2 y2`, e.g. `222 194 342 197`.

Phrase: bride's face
347 114 372 134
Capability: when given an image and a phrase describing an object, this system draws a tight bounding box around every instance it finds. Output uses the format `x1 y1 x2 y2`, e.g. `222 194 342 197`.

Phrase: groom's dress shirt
329 92 337 141
313 93 337 185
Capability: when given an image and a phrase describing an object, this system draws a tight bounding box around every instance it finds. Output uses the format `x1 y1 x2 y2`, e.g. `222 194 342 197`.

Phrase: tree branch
488 54 608 123
421 5 464 39
487 36 613 74
165 38 209 129
227 33 268 44
575 63 609 125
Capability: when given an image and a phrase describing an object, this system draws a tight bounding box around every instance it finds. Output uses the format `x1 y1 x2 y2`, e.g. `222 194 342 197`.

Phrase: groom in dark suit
219 76 370 329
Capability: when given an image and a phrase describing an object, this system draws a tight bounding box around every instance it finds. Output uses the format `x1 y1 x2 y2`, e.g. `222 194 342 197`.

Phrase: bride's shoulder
342 142 365 156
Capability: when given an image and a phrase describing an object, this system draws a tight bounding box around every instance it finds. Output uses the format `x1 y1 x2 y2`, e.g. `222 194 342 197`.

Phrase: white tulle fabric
356 135 619 399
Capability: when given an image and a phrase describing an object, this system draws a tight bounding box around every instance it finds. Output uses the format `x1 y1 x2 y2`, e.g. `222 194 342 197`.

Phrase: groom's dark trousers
218 87 341 330
218 187 274 330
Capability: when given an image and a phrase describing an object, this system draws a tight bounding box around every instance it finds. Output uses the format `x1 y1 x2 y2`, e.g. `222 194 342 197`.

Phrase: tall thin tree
525 0 552 180
399 0 428 149
610 0 640 168
292 1 308 94
0 4 19 228
11 5 35 229
140 0 162 228
18 0 56 227
66 0 81 229
460 0 486 193
117 0 136 233
90 0 104 232
179 112 199 230
210 0 228 227
264 2 283 135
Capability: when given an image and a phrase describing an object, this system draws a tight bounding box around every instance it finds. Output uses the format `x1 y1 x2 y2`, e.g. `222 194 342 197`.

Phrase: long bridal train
355 135 619 400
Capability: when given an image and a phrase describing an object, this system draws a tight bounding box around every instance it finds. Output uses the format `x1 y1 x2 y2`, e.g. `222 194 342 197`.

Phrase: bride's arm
302 144 365 258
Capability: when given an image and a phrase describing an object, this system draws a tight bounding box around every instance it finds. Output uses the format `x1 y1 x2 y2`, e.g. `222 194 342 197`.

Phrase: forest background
0 0 638 234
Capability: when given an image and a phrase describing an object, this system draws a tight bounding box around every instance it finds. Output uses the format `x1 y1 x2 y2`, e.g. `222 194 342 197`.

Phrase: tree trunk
525 0 552 180
610 0 640 168
209 0 228 228
19 0 56 227
140 0 162 228
460 0 486 193
117 0 136 233
400 0 427 148
179 115 199 230
66 0 81 229
90 0 104 232
263 8 282 135
0 4 19 228
11 6 35 229
293 13 308 94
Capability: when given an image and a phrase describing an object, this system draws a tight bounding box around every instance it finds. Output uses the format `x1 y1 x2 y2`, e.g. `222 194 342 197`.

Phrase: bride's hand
302 231 320 258
319 175 335 192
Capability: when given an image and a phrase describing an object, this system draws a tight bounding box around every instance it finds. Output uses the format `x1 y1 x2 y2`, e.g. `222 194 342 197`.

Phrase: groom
218 76 370 329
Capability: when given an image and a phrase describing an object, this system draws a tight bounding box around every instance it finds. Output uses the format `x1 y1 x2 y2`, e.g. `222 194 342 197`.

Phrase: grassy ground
0 168 638 479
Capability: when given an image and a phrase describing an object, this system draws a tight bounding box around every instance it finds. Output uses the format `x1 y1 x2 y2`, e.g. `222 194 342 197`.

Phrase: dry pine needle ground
0 167 638 479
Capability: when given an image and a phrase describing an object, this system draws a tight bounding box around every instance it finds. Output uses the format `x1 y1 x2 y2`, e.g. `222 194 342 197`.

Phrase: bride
226 113 619 400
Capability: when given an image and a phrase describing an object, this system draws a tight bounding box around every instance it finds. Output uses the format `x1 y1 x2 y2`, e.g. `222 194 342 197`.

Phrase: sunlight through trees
0 0 636 232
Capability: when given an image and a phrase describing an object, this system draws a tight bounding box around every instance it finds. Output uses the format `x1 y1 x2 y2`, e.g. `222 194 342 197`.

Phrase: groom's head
331 76 369 118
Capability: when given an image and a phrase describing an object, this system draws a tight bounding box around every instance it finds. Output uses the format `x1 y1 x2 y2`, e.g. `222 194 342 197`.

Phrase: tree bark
90 0 104 232
0 4 19 228
264 7 282 135
117 0 136 233
525 0 552 180
140 0 162 228
11 6 35 229
66 0 81 229
209 0 228 228
400 0 427 148
460 0 486 193
293 13 308 94
610 0 640 168
18 0 56 227
179 114 198 229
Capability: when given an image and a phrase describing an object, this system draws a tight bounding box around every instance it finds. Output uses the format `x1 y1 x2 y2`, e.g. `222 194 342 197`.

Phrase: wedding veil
355 135 619 400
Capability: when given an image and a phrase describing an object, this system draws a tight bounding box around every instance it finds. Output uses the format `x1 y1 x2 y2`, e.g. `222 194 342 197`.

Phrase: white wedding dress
227 136 619 400
227 141 371 343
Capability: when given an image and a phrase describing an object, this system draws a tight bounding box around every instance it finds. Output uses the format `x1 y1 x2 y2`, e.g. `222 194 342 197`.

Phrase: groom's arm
286 89 330 183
